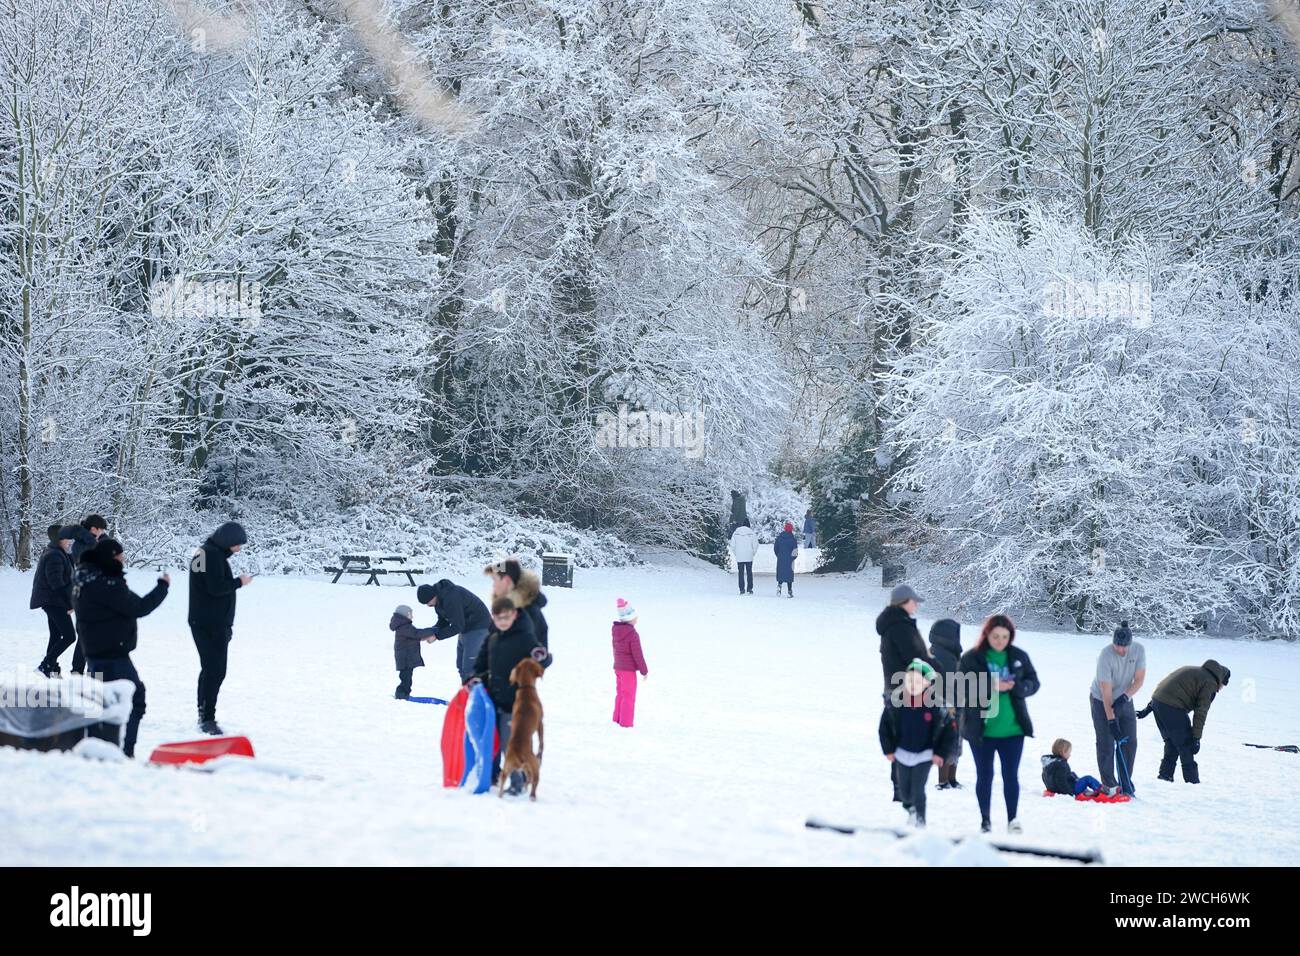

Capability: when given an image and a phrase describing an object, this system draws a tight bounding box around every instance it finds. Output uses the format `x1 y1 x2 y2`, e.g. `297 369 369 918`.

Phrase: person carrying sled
928 618 964 789
1137 659 1230 784
1089 621 1145 795
880 659 957 828
74 539 169 758
774 522 798 597
730 519 758 595
32 526 79 678
418 578 492 683
468 596 552 795
1041 738 1105 798
390 604 439 699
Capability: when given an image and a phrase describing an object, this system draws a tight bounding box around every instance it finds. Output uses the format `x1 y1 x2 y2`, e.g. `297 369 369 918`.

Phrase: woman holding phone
957 614 1039 834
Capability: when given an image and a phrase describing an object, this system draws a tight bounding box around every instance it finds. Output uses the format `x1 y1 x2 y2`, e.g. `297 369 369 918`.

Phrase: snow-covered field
1 555 1297 867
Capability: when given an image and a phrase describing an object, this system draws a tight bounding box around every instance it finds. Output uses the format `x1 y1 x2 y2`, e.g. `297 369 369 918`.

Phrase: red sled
149 736 255 766
441 688 469 787
1042 788 1131 803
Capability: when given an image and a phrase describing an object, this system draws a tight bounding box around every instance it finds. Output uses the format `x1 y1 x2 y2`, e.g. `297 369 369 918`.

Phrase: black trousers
396 668 414 698
191 624 232 721
1089 694 1137 790
895 760 934 822
736 562 753 593
87 655 145 758
40 607 83 673
1153 700 1199 783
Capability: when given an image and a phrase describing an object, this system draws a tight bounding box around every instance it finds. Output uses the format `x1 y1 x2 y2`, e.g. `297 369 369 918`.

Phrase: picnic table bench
325 554 424 586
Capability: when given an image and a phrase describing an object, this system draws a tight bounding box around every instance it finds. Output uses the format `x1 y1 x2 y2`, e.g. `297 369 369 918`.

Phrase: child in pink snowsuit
612 598 648 727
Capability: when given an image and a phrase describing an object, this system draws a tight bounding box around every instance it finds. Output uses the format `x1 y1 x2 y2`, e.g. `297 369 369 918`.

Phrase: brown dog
499 657 545 800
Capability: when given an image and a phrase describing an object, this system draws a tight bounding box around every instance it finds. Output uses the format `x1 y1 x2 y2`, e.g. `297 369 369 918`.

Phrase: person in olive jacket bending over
188 521 251 736
956 614 1039 835
1137 659 1230 785
75 539 169 758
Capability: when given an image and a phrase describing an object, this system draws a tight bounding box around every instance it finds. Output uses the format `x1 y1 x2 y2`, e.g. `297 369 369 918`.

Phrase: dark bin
542 552 574 588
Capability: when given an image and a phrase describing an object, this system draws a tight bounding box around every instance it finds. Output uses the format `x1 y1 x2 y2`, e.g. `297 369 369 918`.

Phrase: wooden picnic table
325 554 423 586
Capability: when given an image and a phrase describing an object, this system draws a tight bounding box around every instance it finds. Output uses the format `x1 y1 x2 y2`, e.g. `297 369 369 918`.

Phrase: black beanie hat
210 521 248 551
416 584 437 605
47 524 62 543
82 514 107 531
1113 621 1133 646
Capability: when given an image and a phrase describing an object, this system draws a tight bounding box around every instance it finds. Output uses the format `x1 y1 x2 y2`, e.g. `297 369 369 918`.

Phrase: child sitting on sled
1041 738 1105 797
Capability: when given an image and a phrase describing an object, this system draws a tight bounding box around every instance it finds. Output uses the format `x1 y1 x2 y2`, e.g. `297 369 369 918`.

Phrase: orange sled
1042 788 1131 803
149 736 255 766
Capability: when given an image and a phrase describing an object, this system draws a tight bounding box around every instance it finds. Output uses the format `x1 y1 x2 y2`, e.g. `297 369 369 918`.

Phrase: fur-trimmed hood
508 570 547 611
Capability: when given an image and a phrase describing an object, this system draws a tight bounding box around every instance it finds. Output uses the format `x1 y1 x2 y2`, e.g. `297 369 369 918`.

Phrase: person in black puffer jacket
876 585 932 803
928 618 964 789
470 596 552 794
416 578 493 682
74 539 169 758
1041 739 1104 797
32 525 80 677
188 521 250 735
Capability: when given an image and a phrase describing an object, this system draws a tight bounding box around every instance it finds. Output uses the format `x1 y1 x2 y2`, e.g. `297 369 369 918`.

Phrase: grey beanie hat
394 604 414 620
889 583 925 605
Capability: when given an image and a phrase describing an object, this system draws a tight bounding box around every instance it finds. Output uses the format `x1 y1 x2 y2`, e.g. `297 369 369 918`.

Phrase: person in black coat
74 539 169 758
956 614 1039 834
470 596 552 794
187 521 251 734
928 618 964 789
390 604 438 699
879 659 957 827
32 526 80 677
876 584 933 802
417 578 493 682
69 514 106 564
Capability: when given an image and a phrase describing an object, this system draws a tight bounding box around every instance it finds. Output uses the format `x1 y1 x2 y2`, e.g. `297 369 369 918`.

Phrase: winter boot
1007 819 1023 834
907 808 920 827
980 818 992 833
199 718 224 736
948 779 964 790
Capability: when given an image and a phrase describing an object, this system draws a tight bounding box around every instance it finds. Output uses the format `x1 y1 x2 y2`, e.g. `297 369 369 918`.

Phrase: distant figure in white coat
730 519 758 595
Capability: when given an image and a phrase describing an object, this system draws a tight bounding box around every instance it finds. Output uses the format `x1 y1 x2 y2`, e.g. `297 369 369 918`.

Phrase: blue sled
406 696 449 705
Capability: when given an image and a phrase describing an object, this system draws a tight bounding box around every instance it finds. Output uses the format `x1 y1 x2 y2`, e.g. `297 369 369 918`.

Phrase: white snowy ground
1 553 1297 867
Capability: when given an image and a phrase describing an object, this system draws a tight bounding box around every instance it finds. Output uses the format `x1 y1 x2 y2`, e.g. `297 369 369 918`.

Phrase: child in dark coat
1041 738 1105 797
390 604 438 699
928 618 964 790
879 659 958 827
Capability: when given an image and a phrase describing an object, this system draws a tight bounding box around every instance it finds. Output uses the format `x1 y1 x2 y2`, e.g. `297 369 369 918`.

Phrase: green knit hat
906 658 935 681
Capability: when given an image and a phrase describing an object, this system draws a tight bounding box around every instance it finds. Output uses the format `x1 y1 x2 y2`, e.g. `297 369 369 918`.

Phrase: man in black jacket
188 522 251 735
75 539 169 757
417 578 492 683
470 596 552 795
32 526 80 677
876 584 933 802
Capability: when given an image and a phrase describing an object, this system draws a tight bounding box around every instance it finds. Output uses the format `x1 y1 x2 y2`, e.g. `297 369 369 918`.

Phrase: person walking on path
928 618 964 789
730 519 758 595
774 522 798 597
188 521 251 735
802 509 816 549
32 526 80 677
876 584 932 801
1137 660 1230 784
956 614 1039 834
611 598 649 727
74 539 169 758
418 578 492 683
1088 621 1145 795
